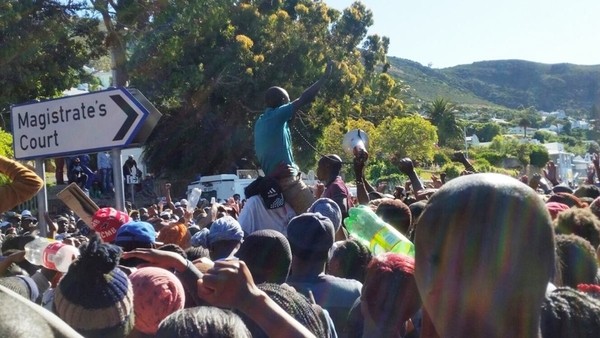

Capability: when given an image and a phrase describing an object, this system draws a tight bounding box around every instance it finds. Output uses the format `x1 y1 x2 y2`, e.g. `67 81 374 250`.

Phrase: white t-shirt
238 195 296 236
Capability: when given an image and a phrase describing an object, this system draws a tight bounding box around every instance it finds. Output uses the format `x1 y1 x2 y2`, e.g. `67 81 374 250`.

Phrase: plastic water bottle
24 237 51 266
344 205 415 257
25 237 80 272
187 188 202 213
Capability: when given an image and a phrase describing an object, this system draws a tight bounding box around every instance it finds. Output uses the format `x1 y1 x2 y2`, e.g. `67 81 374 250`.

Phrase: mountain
387 56 600 113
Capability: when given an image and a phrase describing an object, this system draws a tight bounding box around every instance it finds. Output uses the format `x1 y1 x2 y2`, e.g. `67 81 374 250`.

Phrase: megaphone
342 129 369 158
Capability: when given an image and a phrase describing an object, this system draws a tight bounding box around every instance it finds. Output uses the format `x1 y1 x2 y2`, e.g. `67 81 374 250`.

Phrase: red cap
91 207 131 243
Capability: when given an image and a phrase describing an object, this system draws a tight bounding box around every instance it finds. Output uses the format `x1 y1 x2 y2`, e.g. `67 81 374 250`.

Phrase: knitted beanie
54 235 134 338
91 207 131 243
129 267 185 335
236 229 292 284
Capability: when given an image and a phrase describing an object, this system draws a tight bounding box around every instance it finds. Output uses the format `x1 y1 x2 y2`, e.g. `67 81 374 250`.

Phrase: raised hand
197 259 258 311
353 151 369 180
585 164 595 184
543 161 559 185
520 175 529 184
121 248 188 272
397 158 416 176
529 173 542 190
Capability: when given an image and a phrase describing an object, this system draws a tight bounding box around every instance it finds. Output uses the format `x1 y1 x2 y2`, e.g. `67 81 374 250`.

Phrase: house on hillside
571 119 590 130
491 117 509 125
507 126 538 136
572 155 592 184
465 134 479 147
543 142 574 182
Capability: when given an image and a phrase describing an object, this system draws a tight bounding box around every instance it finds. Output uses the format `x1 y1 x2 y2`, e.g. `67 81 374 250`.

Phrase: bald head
265 86 290 108
415 173 555 336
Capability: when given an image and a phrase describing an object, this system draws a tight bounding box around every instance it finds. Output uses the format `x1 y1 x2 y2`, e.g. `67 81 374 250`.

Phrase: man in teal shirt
254 62 332 214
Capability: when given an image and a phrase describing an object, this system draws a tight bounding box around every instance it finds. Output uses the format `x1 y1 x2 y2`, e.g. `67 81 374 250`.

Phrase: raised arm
398 158 425 197
198 260 316 338
291 61 333 112
452 151 477 174
0 156 44 213
353 152 371 205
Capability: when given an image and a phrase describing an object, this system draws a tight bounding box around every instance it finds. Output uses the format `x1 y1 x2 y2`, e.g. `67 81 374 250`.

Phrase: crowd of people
1 64 600 337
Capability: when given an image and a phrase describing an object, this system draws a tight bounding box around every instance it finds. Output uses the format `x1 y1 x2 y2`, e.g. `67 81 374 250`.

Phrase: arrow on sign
111 94 139 141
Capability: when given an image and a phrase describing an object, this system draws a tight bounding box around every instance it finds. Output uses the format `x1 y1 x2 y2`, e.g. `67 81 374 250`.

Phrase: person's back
254 99 296 177
285 212 361 335
414 173 555 338
287 272 362 334
253 62 332 215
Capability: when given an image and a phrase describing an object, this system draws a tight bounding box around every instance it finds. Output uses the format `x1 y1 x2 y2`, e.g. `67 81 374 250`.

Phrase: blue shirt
254 103 297 176
97 152 112 169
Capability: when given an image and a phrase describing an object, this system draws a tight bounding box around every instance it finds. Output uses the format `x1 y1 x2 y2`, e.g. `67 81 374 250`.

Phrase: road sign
11 87 155 159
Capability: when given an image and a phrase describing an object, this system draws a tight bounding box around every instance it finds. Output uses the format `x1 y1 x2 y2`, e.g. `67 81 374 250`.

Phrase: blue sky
326 0 600 68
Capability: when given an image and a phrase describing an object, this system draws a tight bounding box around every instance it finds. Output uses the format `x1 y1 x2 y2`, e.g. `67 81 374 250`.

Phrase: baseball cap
20 210 37 222
115 221 156 245
92 208 131 243
308 198 342 232
287 212 335 258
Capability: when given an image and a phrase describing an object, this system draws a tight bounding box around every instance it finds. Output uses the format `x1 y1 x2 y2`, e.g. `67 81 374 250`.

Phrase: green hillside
387 56 600 113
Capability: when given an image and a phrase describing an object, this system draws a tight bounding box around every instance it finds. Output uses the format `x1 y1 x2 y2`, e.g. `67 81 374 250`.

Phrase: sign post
11 87 161 215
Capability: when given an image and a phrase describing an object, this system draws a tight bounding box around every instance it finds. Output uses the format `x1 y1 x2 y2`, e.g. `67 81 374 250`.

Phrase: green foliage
387 57 600 114
484 135 551 168
473 150 503 166
373 115 437 164
126 0 402 177
529 145 550 167
0 129 13 157
432 152 450 166
317 118 378 179
423 98 463 148
587 141 600 154
365 159 401 184
515 144 530 166
442 163 461 180
471 122 502 142
0 129 13 185
0 0 106 118
532 130 558 143
472 158 492 172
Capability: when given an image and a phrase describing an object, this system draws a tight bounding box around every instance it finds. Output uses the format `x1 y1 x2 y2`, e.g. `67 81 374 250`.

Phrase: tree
373 115 437 165
129 1 403 178
532 130 557 143
518 117 531 138
317 118 379 161
0 0 106 125
529 145 550 168
545 115 558 133
424 98 463 148
317 118 379 180
473 122 502 142
89 0 159 86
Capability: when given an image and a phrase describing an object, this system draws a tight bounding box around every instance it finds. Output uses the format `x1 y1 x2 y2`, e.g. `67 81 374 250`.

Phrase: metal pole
34 158 48 237
130 178 135 206
464 125 469 159
112 148 126 211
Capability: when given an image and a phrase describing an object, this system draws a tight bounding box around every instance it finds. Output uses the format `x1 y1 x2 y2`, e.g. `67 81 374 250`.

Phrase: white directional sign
11 87 150 159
